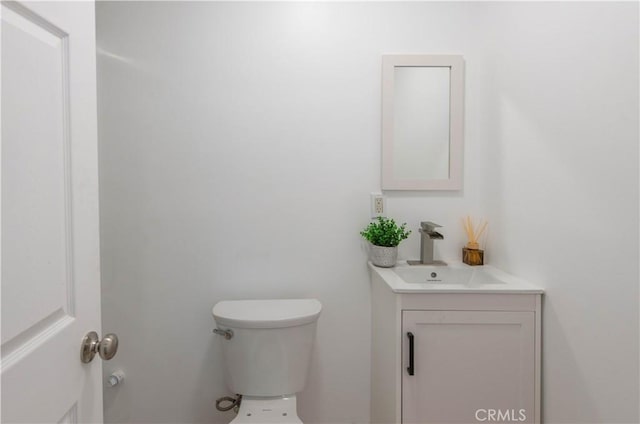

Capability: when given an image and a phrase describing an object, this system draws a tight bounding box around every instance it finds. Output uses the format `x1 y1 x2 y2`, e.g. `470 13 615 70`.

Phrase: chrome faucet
408 222 446 265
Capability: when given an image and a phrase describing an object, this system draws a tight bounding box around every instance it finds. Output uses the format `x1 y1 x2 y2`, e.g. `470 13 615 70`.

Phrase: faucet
408 221 446 265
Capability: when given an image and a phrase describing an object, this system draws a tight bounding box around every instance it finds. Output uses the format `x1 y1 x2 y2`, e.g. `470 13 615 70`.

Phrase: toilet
212 299 322 423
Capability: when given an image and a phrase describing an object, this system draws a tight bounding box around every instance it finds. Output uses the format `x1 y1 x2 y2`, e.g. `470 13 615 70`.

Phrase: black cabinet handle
407 332 414 376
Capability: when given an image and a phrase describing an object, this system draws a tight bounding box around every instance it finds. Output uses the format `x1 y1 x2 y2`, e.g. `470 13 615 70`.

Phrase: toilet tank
212 299 322 397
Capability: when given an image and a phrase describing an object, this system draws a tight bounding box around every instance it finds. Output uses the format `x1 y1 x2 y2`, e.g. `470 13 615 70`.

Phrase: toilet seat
230 396 302 424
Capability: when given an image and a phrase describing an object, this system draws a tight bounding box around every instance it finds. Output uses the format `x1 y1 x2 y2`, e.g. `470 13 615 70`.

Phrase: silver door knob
81 331 119 363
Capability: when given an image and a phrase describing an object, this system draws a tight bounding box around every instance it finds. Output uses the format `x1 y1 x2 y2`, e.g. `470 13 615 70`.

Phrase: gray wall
96 2 639 423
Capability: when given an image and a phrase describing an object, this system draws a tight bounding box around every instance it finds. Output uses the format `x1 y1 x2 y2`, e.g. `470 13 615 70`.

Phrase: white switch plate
370 193 385 218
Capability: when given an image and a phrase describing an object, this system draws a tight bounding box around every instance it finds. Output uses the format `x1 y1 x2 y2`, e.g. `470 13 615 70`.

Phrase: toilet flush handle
213 328 233 340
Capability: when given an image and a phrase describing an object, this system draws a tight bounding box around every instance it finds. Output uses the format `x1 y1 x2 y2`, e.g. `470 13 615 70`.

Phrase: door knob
80 331 119 363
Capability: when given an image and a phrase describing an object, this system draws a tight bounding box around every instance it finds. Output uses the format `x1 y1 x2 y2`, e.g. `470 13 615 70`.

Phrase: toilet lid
212 299 322 329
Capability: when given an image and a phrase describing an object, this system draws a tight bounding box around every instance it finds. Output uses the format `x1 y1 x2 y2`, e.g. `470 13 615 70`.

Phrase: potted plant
361 216 411 267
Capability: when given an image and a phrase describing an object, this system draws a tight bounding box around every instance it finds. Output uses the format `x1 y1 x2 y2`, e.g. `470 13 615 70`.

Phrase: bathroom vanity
369 262 543 424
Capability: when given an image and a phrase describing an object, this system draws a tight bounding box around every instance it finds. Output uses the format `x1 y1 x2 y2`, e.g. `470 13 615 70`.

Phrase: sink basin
393 265 507 285
369 261 543 294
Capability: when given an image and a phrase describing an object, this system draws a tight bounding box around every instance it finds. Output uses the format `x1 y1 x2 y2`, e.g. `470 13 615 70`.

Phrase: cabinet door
402 311 535 424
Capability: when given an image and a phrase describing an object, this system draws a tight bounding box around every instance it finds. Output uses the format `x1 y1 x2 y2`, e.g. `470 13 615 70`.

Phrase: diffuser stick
462 216 487 265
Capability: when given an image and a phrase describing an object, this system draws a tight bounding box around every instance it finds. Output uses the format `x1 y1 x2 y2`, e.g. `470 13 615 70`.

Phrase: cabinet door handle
407 332 414 376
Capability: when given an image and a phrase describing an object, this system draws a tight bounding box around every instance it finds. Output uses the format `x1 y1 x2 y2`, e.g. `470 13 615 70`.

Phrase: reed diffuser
462 216 487 266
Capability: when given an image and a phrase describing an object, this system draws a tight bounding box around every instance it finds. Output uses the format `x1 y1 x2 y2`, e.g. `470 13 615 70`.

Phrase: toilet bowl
212 299 322 424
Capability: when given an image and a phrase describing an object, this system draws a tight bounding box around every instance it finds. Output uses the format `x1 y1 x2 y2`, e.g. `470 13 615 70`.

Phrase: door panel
1 1 102 422
402 311 535 424
2 0 73 352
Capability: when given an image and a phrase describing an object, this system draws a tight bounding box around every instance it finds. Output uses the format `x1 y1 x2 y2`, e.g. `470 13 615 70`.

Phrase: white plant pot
369 244 398 268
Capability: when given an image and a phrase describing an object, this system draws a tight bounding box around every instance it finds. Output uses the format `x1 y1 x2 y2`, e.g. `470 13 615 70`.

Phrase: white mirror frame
382 55 465 190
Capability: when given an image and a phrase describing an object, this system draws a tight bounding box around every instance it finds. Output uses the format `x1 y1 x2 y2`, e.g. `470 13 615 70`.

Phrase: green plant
360 216 411 247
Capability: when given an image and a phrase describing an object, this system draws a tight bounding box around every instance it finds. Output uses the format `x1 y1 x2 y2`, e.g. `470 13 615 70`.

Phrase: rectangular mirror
382 55 464 190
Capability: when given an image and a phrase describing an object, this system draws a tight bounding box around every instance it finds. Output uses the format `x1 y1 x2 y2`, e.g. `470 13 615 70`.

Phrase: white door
402 310 535 424
1 1 104 422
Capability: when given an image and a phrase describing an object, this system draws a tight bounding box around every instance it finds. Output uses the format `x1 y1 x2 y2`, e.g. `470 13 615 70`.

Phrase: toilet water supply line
215 395 242 412
213 327 240 412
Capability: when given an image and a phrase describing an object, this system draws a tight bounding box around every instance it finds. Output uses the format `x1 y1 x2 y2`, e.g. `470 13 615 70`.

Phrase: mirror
382 55 464 190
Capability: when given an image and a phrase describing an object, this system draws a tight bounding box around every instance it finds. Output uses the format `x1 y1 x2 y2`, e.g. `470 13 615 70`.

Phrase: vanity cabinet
369 264 542 424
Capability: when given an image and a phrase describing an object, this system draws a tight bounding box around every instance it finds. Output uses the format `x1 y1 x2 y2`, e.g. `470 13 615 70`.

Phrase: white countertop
368 260 544 294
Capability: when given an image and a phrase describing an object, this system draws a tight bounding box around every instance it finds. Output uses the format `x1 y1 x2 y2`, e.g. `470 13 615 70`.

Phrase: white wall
96 2 638 424
482 3 639 423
